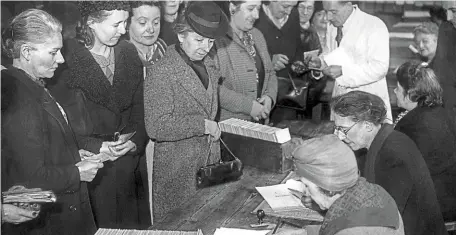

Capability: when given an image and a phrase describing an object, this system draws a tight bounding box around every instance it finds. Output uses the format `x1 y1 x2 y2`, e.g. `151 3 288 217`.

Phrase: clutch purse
196 139 243 188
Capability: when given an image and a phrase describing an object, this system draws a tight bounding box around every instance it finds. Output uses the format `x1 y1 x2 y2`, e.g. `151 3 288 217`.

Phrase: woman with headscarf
277 134 404 235
215 0 277 123
331 90 448 235
144 1 226 221
48 1 148 229
1 9 102 234
394 61 456 222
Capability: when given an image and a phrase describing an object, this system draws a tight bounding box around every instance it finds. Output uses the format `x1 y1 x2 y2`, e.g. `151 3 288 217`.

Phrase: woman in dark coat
332 91 448 235
48 1 148 229
144 1 227 222
394 61 456 222
1 9 102 234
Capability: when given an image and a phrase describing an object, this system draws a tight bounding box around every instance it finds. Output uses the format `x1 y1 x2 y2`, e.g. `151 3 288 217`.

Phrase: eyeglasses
334 122 358 139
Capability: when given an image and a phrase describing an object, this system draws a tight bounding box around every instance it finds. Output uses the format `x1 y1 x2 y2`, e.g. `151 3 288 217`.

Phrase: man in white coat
309 1 392 123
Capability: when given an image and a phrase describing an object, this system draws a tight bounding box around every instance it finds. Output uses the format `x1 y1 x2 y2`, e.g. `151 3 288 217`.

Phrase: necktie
336 26 343 47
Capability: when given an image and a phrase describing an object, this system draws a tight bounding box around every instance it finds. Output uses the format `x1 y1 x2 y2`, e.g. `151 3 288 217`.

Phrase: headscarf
292 134 358 192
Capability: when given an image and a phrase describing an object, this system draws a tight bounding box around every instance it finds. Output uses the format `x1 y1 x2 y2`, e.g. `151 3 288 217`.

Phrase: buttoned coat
215 27 278 121
1 67 96 235
48 39 148 228
144 45 220 221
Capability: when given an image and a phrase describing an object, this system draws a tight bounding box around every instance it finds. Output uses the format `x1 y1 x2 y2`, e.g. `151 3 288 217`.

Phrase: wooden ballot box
221 119 335 174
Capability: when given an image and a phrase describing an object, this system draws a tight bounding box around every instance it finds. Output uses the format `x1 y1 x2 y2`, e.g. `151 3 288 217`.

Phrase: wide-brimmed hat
184 1 229 39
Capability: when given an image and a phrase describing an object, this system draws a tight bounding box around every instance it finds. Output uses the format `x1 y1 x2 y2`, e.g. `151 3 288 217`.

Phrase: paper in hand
116 131 136 144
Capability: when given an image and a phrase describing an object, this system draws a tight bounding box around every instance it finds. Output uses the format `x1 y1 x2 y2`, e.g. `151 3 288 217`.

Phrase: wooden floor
150 166 290 235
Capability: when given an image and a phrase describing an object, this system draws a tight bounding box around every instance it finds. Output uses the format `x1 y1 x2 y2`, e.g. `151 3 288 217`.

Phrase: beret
77 1 130 18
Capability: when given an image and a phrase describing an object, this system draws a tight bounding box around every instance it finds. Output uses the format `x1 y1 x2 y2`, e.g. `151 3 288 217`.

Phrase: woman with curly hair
48 1 148 229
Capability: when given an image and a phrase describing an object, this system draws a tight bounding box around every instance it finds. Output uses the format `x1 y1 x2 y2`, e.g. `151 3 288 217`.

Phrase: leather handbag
277 73 309 109
196 139 243 188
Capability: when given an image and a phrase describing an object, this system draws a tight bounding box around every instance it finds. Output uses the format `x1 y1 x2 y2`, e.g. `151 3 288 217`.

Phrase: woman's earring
230 10 235 15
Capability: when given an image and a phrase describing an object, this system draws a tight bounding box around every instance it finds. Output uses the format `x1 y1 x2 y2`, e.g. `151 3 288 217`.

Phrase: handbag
196 138 243 188
277 73 309 109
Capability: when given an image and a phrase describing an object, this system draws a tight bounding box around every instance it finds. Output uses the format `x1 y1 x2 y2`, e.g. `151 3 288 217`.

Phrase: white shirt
322 6 392 122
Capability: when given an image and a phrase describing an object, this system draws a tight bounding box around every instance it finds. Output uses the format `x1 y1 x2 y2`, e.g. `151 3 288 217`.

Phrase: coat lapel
364 124 394 182
66 42 119 113
171 48 214 117
204 55 220 119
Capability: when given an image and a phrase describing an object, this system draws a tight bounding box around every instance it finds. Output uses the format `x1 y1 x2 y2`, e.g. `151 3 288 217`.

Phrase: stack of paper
219 118 291 143
213 228 270 235
256 184 306 213
2 188 56 204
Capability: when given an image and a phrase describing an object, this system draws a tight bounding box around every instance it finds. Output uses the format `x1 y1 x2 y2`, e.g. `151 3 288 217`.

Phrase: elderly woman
332 91 447 235
278 134 404 235
48 1 148 228
1 9 102 234
216 1 277 122
413 22 439 63
394 61 456 222
144 1 226 221
159 0 184 46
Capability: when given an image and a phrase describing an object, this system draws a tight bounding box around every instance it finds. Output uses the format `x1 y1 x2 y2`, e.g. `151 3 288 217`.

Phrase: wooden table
149 166 292 234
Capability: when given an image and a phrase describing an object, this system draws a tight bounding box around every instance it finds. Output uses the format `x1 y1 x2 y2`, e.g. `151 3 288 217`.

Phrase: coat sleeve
2 98 80 193
125 77 147 155
144 76 206 142
49 69 103 154
263 63 278 107
323 21 389 88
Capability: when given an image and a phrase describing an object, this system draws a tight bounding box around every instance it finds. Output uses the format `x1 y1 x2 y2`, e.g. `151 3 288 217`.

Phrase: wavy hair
1 8 61 59
331 91 388 125
75 11 112 50
396 60 443 107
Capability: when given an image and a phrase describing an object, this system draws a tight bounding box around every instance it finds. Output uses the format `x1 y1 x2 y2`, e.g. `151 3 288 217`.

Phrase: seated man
279 134 404 235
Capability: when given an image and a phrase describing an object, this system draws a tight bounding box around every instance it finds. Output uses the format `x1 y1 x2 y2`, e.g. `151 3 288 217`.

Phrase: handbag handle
203 137 239 166
288 72 298 92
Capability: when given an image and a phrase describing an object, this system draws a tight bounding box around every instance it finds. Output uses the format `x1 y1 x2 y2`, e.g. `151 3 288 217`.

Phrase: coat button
69 205 77 212
276 36 279 39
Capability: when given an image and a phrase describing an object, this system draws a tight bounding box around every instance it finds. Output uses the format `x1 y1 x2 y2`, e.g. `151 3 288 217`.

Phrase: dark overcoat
395 106 456 221
144 45 220 221
1 67 96 235
363 124 448 235
48 39 148 228
431 21 456 119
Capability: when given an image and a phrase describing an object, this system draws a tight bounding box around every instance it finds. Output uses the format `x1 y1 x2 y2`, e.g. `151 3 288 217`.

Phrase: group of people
1 1 455 235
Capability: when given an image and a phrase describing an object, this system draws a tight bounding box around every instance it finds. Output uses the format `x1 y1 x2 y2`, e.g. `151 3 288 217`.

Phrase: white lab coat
323 6 392 123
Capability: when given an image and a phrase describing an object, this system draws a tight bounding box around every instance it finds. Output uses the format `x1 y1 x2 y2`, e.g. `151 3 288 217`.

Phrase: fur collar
63 39 143 113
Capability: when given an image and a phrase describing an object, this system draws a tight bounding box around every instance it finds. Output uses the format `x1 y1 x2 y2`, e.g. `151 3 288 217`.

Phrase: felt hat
184 1 229 39
77 1 130 18
292 134 359 192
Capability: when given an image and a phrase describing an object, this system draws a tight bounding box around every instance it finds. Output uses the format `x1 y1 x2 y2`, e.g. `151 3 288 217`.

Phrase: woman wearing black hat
48 1 148 229
144 1 227 221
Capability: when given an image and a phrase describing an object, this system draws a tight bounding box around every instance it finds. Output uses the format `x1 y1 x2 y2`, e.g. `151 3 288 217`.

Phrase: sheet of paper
213 228 270 235
256 184 306 212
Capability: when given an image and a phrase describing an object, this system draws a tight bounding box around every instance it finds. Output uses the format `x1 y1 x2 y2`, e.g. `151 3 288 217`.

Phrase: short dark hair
331 91 387 125
396 61 443 107
429 6 447 22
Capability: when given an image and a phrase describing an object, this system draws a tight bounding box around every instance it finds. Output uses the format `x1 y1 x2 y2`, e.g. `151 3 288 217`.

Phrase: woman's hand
257 95 273 119
2 204 38 224
79 149 95 160
250 100 265 121
109 140 137 156
75 160 104 182
204 119 221 141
